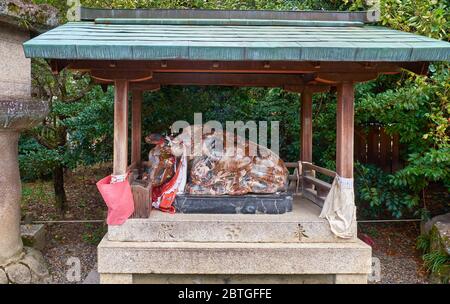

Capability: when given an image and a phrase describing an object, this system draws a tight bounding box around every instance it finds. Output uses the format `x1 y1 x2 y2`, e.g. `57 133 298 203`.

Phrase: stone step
108 196 357 243
98 237 371 279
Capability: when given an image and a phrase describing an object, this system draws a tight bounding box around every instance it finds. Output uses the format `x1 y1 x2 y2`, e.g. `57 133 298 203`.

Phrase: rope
20 218 422 224
21 220 104 224
357 219 422 223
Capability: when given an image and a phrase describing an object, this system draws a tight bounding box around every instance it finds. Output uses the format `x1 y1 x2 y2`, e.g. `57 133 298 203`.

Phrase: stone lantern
0 0 57 284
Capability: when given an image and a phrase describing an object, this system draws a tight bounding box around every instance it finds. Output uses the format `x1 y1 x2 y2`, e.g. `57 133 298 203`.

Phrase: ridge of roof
94 18 364 27
80 7 378 23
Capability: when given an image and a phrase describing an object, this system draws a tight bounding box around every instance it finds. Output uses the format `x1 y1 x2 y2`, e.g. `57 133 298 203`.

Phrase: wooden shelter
23 8 450 283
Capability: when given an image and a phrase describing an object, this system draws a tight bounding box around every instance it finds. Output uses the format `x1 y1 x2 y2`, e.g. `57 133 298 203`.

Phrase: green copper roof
23 20 450 62
94 18 364 27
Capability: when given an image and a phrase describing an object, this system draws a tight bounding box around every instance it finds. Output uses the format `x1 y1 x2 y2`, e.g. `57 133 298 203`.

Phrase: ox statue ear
145 133 165 145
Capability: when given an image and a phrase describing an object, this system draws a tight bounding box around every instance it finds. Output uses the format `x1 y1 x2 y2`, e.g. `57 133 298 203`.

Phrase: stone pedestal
99 197 371 284
0 131 23 264
0 10 55 284
0 99 48 284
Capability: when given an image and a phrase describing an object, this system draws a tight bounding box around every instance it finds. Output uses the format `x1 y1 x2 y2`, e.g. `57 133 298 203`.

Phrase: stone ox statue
145 125 288 196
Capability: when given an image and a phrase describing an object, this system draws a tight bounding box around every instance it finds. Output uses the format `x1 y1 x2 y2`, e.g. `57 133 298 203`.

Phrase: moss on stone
0 0 58 32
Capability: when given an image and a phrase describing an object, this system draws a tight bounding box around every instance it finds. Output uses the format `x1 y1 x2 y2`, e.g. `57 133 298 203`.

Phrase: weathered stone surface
5 262 32 284
108 197 357 243
0 268 8 284
334 274 368 284
0 0 58 32
435 221 450 255
0 99 48 131
100 273 133 284
422 214 450 284
82 266 100 284
98 237 371 276
0 247 49 284
0 23 30 100
0 131 23 265
21 247 49 280
174 193 293 214
21 224 46 250
422 213 450 235
133 274 334 284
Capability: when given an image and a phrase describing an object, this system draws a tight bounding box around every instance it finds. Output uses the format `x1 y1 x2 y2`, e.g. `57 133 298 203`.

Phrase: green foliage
354 65 450 218
64 87 115 167
80 0 361 11
82 223 107 245
417 227 450 284
416 233 431 252
423 251 450 283
381 0 449 40
21 181 55 207
20 84 114 180
355 163 419 218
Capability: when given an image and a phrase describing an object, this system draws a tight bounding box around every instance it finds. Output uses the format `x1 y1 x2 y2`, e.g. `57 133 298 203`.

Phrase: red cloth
97 175 134 225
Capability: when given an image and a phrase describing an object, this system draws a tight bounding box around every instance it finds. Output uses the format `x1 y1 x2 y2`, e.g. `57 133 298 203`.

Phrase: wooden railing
286 161 336 207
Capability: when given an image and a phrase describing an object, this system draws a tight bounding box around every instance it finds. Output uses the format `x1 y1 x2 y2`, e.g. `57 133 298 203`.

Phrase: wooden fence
355 125 402 173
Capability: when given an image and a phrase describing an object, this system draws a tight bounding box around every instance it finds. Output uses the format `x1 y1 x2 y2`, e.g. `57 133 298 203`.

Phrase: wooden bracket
100 84 109 93
91 70 153 82
48 60 69 75
315 72 379 84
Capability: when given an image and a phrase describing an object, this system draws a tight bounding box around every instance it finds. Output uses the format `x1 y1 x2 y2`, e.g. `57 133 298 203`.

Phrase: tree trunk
53 164 67 212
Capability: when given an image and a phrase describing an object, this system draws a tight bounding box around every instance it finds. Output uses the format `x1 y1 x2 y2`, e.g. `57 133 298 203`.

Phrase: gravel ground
360 222 429 284
374 255 428 284
42 221 103 284
44 242 97 284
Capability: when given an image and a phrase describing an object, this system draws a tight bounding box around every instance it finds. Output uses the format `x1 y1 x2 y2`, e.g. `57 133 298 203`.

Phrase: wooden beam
113 80 129 175
66 60 406 75
130 72 307 89
285 84 330 93
131 90 142 166
336 82 355 178
301 89 313 163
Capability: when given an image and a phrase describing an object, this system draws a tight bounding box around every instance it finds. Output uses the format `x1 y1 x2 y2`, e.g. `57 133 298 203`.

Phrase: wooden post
336 82 354 178
301 89 313 163
113 80 129 175
300 89 313 191
131 90 142 167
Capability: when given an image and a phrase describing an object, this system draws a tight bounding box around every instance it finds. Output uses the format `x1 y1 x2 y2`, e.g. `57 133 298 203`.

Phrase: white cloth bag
319 176 356 239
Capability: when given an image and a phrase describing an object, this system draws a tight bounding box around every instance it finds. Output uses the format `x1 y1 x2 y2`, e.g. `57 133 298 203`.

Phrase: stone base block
131 274 335 284
108 197 357 243
0 247 50 284
21 224 46 251
98 236 371 284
